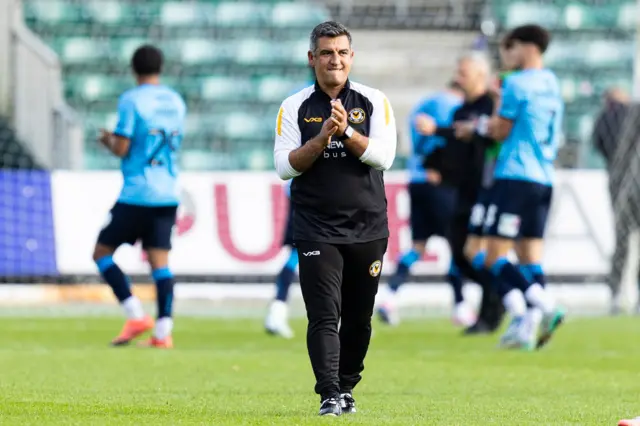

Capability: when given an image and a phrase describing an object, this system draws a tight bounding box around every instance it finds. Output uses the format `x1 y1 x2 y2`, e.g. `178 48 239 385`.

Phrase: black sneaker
340 393 356 414
319 398 342 416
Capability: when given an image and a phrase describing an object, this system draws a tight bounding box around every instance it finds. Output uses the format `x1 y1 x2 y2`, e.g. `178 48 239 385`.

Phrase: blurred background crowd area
0 0 637 172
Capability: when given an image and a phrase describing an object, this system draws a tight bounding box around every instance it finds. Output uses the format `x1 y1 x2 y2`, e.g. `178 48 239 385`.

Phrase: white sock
122 296 144 319
524 283 555 314
519 308 543 341
154 317 173 339
502 289 526 317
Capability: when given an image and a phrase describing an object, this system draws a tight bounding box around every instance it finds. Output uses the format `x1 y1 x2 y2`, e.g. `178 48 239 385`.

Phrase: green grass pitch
0 316 637 425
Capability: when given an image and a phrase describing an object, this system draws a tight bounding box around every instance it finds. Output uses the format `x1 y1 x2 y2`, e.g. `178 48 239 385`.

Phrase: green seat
24 0 81 24
114 38 151 63
201 76 253 101
160 2 213 26
271 3 330 28
84 1 135 25
504 2 561 28
236 39 274 65
61 38 106 63
586 40 634 67
67 75 123 102
180 39 223 65
223 112 261 139
618 3 638 29
257 76 304 102
214 2 268 27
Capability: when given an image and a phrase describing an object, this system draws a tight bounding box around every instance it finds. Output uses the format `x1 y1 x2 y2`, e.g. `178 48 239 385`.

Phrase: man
376 81 465 327
93 45 186 349
592 88 636 314
459 37 520 335
264 180 297 338
389 53 503 334
274 21 396 416
482 25 565 350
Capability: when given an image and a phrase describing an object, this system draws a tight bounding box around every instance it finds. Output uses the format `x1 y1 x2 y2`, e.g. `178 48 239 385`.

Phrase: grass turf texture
0 317 636 425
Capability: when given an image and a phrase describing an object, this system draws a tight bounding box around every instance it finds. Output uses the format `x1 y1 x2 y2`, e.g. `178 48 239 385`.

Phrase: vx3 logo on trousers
303 251 321 256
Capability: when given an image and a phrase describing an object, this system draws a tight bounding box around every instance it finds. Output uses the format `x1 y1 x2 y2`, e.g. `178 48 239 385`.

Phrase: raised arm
331 91 397 171
273 100 337 180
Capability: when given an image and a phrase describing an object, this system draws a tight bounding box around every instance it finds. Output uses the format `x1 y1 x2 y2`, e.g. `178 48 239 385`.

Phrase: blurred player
483 25 565 350
460 38 518 334
264 180 298 338
377 82 463 326
92 45 186 349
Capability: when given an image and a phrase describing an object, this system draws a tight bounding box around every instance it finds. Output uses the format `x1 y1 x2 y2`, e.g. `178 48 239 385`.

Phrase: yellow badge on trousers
369 260 382 277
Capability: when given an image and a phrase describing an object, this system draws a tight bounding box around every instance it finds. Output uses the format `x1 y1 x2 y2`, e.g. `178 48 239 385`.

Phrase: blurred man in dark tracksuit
592 88 636 314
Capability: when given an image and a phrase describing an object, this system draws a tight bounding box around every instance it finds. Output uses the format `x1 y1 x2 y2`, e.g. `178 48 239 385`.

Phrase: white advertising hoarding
51 170 614 276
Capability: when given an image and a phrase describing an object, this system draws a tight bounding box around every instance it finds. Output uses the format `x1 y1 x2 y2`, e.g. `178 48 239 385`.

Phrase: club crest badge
348 108 366 124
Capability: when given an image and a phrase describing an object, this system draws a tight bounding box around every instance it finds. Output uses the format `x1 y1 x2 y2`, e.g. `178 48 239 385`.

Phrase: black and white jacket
274 80 397 244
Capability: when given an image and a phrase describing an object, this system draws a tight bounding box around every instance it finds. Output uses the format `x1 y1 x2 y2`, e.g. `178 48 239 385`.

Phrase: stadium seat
223 112 262 140
257 76 303 103
180 39 225 65
504 3 561 28
84 1 131 25
24 0 81 24
61 38 106 64
271 3 330 28
214 2 268 27
201 76 254 101
160 2 213 26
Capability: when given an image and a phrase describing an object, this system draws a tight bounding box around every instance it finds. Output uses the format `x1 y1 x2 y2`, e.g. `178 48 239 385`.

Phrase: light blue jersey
407 92 461 183
284 179 292 199
114 84 187 206
495 69 563 186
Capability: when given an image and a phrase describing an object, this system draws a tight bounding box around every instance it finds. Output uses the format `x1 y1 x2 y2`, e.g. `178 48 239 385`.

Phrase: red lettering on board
215 183 287 262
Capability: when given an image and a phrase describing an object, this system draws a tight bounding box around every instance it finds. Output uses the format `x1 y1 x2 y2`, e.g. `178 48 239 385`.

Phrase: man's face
455 58 486 94
308 35 353 87
508 41 526 69
499 44 518 71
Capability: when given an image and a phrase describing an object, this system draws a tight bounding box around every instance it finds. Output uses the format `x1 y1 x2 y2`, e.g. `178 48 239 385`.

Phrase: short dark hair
506 24 551 53
309 21 352 53
131 45 163 76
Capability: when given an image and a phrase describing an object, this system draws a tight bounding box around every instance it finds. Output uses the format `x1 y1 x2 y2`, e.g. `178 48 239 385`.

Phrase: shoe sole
536 314 564 350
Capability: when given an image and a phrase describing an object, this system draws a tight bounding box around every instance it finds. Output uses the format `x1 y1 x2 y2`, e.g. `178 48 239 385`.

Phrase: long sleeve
358 91 397 171
273 100 303 180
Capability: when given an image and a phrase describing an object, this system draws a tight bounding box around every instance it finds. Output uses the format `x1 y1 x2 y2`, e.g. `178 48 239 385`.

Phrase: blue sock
389 249 421 292
96 255 131 302
471 251 486 270
491 257 532 294
275 249 298 302
526 263 546 287
518 265 535 308
447 261 464 304
153 267 175 319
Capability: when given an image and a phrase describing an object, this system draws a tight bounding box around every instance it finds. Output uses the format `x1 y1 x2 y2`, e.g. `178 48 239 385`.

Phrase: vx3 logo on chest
304 117 323 123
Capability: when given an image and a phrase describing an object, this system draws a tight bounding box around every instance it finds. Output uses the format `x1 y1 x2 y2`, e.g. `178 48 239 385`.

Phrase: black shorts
409 182 458 241
483 179 553 239
468 187 492 236
97 202 178 250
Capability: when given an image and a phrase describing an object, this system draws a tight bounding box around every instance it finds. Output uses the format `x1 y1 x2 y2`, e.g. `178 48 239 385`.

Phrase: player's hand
426 169 441 185
453 121 475 141
329 99 348 136
415 114 437 136
318 116 338 145
98 129 113 148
